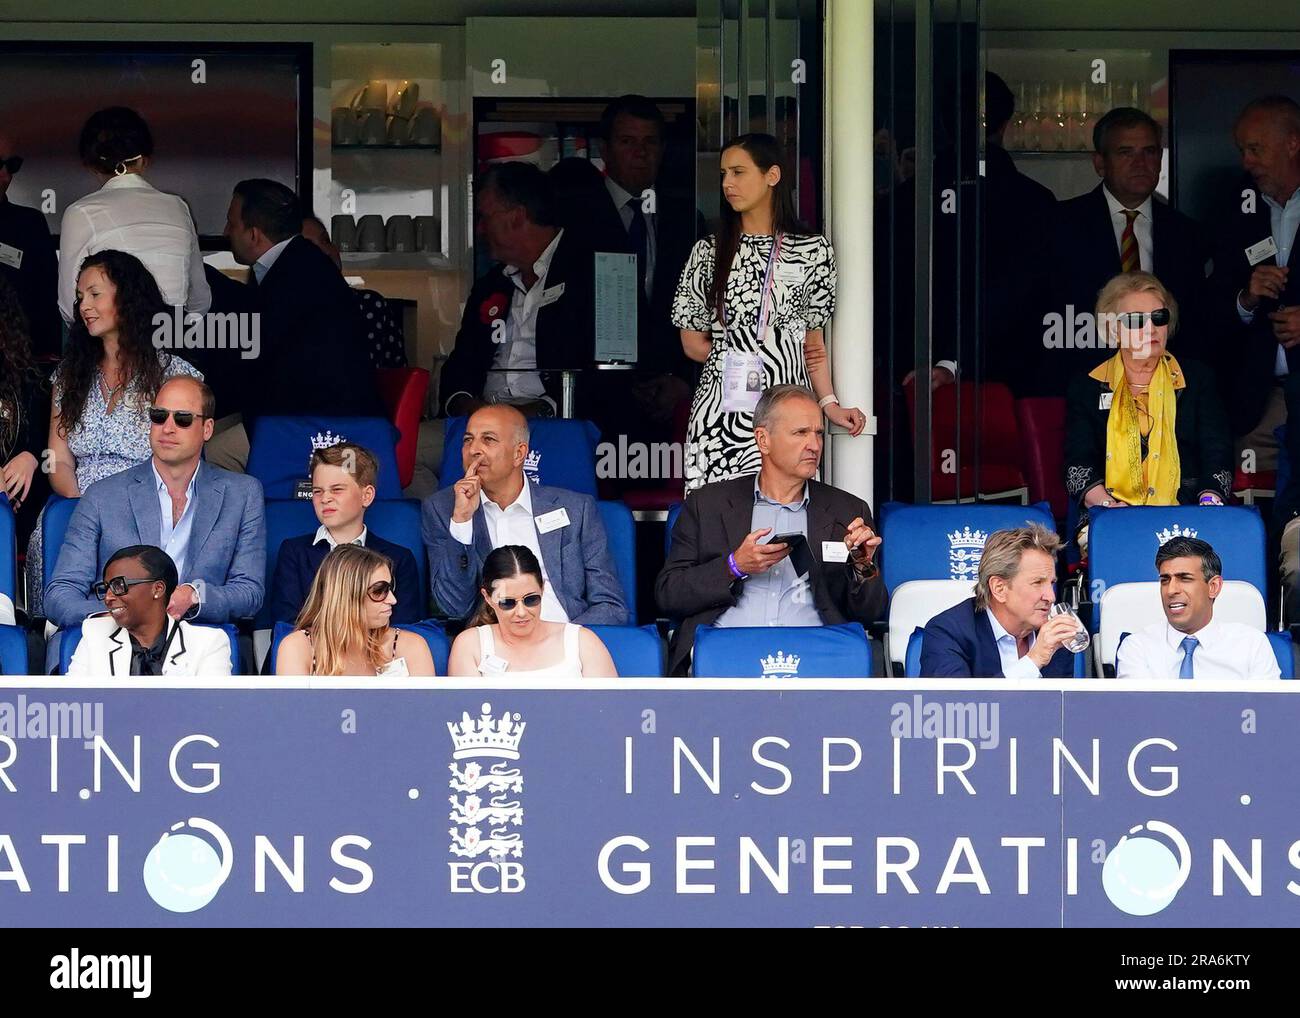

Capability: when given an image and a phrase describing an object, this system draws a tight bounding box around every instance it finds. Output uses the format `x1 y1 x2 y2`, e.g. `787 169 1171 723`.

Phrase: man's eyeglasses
495 593 543 611
147 406 207 428
367 580 395 603
93 576 158 600
1116 308 1171 329
0 157 22 175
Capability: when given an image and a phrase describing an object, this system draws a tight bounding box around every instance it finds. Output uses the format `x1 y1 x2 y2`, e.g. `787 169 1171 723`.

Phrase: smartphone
769 533 805 549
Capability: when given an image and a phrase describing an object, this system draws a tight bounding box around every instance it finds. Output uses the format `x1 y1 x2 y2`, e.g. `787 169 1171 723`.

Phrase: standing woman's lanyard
720 233 783 413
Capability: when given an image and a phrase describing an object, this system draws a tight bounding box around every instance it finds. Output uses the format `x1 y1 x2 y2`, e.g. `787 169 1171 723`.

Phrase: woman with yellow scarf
1065 272 1232 510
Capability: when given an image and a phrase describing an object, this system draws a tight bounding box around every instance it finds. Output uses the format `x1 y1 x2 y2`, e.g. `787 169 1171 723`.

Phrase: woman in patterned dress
28 249 202 617
671 133 865 491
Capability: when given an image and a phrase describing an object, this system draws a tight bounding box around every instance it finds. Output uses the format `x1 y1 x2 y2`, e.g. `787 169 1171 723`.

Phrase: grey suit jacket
421 480 628 625
45 460 266 627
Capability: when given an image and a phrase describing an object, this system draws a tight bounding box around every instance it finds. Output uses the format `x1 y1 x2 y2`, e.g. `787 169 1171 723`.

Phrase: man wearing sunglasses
0 132 60 356
44 376 266 632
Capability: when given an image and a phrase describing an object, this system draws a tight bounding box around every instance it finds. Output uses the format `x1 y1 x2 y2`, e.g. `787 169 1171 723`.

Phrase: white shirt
482 229 565 404
604 175 656 298
253 236 295 284
153 461 199 581
1116 616 1280 679
58 174 211 322
1102 185 1153 273
1234 186 1300 377
447 476 569 623
986 607 1042 679
312 525 367 549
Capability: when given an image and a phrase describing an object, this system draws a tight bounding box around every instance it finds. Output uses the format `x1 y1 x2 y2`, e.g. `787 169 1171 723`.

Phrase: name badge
535 507 571 533
773 262 805 284
1245 236 1278 266
1099 392 1114 410
539 282 566 307
821 540 851 563
481 654 509 676
0 242 22 270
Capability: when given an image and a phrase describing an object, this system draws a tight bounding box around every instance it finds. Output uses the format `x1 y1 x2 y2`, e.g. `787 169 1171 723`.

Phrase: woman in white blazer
66 545 232 677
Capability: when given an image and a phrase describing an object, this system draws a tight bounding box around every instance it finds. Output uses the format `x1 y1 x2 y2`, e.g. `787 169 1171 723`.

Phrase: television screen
0 43 308 247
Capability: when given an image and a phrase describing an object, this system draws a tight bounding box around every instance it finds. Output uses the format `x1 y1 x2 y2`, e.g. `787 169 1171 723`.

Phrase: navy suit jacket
268 530 423 626
421 480 628 625
919 597 1075 678
45 460 266 627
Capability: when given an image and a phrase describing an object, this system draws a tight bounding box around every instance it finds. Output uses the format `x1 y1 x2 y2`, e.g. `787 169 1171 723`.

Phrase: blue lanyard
721 232 783 339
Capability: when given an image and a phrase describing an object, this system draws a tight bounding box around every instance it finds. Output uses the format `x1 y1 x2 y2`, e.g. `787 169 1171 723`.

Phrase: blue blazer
45 461 266 627
920 597 1075 678
421 481 628 625
269 531 422 626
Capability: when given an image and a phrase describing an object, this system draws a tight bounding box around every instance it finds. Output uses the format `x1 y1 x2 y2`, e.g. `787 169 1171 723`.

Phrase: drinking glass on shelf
1048 602 1091 654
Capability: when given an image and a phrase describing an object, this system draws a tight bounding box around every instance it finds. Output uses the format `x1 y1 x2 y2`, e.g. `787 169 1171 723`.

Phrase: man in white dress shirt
1116 536 1280 679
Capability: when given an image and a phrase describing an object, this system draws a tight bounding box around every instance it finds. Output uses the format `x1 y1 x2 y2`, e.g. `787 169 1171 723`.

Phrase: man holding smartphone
655 384 886 675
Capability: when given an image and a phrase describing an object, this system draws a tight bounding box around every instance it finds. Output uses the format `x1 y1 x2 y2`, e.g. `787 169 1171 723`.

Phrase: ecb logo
447 703 526 894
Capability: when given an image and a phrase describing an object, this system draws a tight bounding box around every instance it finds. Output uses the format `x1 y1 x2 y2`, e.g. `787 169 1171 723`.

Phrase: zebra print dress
671 232 837 491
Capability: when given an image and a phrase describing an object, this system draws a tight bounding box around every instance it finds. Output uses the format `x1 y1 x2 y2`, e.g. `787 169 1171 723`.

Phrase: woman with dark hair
0 274 52 555
57 106 210 323
65 544 232 676
447 545 617 677
671 133 864 491
276 544 435 676
27 249 202 617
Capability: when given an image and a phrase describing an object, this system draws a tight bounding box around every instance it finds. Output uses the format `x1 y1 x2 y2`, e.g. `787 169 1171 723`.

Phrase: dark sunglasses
1116 308 1170 328
93 575 158 600
495 593 543 611
0 156 21 175
367 580 395 603
147 406 207 428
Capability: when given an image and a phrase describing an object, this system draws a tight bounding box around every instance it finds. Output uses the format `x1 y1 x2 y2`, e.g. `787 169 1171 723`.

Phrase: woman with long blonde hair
276 544 435 676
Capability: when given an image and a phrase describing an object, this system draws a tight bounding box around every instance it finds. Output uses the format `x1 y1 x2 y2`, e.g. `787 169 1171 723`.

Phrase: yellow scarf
1091 352 1183 506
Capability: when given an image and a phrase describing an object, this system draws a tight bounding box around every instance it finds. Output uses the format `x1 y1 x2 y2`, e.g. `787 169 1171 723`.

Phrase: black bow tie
129 624 176 676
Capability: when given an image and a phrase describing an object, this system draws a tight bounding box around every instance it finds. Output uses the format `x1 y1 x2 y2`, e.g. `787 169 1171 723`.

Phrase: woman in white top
58 106 210 323
448 546 617 678
277 544 435 676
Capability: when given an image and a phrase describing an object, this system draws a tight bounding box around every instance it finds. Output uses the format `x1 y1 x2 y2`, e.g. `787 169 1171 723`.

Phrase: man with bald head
422 403 627 624
46 375 266 629
0 130 59 355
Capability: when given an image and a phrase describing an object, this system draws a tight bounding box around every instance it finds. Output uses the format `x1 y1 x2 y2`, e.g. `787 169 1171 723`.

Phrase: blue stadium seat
0 498 14 622
1088 506 1267 630
905 626 1088 678
258 499 429 629
597 500 636 621
692 622 872 677
41 494 80 600
0 623 27 674
268 618 450 675
587 624 663 676
439 416 600 497
665 501 683 557
878 501 1057 595
1268 631 1295 679
246 416 402 500
57 621 241 675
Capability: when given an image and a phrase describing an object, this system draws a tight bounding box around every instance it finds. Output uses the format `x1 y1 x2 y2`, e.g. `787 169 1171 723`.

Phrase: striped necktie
1119 209 1141 272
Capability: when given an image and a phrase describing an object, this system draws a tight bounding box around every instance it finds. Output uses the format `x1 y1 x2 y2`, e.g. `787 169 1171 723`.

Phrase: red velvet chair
1015 397 1068 522
620 395 693 517
904 380 1028 503
376 367 431 490
1233 466 1276 505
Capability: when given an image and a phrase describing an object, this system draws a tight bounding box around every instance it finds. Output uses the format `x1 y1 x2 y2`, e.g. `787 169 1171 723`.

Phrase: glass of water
1047 602 1091 654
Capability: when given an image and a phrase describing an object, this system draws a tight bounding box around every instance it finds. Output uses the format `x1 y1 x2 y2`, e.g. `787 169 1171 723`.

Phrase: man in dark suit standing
920 524 1080 678
211 178 383 469
655 385 886 676
0 133 60 356
441 162 595 419
1038 107 1213 394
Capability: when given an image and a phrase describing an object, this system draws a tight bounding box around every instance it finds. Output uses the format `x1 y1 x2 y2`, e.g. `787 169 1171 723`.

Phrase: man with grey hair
422 403 628 624
656 384 885 675
920 524 1080 677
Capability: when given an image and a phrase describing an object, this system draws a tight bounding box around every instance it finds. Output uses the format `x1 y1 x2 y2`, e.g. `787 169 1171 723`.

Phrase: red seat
904 380 1028 503
618 393 692 515
1015 397 1068 521
375 367 430 490
1233 465 1276 505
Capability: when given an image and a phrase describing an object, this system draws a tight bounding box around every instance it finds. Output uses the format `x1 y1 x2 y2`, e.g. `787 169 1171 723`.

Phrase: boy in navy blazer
269 442 422 625
921 524 1081 678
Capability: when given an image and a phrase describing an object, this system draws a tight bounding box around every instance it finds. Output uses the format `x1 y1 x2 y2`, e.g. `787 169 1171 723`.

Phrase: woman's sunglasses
367 580 395 603
1116 308 1171 329
93 576 158 600
147 406 208 428
495 593 543 611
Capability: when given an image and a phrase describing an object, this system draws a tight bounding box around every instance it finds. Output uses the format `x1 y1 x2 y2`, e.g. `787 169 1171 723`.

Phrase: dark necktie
626 198 648 295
